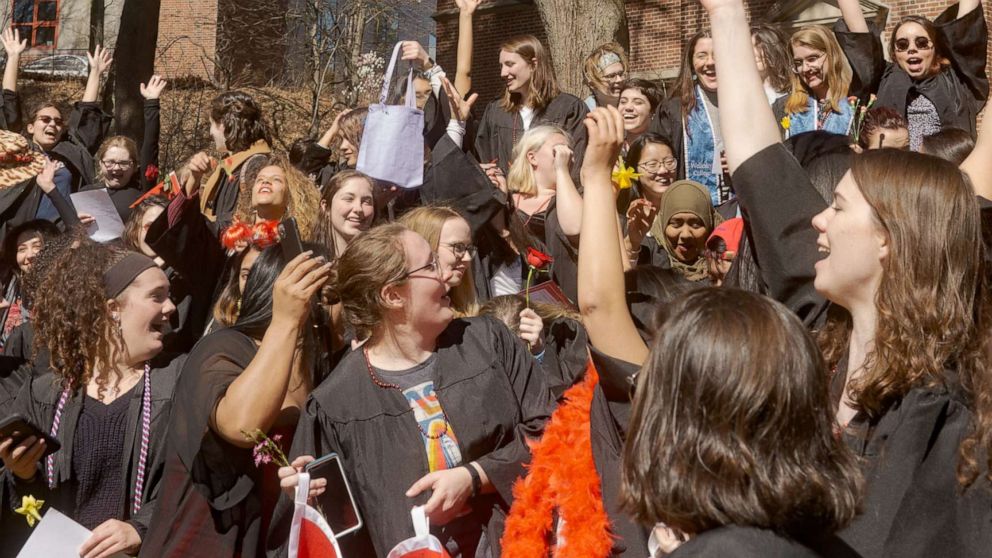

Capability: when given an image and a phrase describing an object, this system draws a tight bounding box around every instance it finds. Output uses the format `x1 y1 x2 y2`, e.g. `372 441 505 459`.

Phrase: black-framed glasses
102 159 134 169
602 70 626 81
894 36 933 52
397 252 440 282
791 52 825 73
638 157 678 173
442 242 477 260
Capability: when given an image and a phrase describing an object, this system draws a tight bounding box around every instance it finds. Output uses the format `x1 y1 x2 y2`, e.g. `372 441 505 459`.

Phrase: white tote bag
385 506 451 558
357 42 425 189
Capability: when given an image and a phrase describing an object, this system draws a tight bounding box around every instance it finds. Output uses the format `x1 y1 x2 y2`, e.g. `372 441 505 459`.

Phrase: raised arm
704 0 781 173
838 0 870 33
578 106 649 364
959 0 981 19
2 28 26 93
553 144 583 237
962 115 992 199
139 76 166 191
454 0 481 94
83 45 112 103
211 253 332 447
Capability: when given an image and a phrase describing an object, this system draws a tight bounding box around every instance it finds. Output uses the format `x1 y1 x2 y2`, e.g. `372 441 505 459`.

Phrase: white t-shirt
490 258 524 297
520 106 536 131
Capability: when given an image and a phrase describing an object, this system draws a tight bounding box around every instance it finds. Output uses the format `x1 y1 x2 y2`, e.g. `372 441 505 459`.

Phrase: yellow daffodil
15 495 44 527
612 159 640 190
780 116 791 130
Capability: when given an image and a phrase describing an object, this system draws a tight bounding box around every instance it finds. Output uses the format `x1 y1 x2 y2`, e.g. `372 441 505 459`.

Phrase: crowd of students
0 0 991 555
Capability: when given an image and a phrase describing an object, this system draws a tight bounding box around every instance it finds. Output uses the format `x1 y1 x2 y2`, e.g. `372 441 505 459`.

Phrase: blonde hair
507 125 572 197
399 206 479 317
583 43 629 97
784 25 853 115
234 152 321 239
96 136 139 183
498 35 561 113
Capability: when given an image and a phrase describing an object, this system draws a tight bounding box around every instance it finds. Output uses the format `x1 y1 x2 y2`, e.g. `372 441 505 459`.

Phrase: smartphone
305 453 363 537
280 217 304 262
0 414 61 457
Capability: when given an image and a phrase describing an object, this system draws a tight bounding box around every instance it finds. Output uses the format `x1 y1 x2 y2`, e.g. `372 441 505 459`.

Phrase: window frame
11 0 59 50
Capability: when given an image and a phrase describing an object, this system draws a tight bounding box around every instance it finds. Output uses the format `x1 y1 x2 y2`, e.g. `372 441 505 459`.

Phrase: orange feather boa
502 361 614 557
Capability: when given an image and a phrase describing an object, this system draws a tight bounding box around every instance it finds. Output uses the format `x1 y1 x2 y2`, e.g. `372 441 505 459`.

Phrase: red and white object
386 506 452 558
288 472 344 558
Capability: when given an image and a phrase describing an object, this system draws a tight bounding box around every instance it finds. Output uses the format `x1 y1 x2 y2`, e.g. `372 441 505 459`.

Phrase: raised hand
698 0 743 13
35 159 63 194
401 41 431 69
1 28 26 57
441 77 478 122
552 144 574 175
582 106 625 176
626 198 658 248
140 75 168 100
87 45 113 75
455 0 482 15
272 252 332 327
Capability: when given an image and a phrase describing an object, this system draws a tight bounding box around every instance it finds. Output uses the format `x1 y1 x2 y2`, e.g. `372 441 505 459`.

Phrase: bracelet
464 463 482 498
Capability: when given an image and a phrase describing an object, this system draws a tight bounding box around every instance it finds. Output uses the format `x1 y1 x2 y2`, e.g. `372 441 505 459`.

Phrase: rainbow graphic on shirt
403 381 462 472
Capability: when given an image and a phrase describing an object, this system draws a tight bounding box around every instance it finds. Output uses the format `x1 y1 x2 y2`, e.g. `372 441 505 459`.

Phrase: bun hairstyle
209 91 272 153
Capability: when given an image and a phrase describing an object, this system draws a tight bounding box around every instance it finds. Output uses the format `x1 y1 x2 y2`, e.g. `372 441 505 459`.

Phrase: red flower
526 247 553 270
144 164 160 184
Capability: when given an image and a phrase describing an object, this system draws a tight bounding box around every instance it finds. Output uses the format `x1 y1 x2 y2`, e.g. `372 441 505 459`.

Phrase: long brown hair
622 288 862 539
751 23 793 94
122 196 169 253
311 170 376 259
784 26 853 115
672 29 712 124
498 35 561 113
817 149 992 486
399 206 479 317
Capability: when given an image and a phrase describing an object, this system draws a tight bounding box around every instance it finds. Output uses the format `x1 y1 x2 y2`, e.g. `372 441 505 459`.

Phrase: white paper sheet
70 188 125 243
16 508 127 557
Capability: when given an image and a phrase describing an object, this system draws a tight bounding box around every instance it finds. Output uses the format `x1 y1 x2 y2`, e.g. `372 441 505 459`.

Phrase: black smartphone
280 217 304 262
305 453 363 537
0 414 61 457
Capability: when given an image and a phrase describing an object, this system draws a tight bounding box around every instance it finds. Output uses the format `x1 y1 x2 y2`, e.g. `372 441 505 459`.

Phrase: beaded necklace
47 363 153 515
363 347 451 440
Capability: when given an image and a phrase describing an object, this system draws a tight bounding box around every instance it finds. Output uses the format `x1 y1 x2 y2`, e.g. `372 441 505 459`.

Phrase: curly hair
816 149 992 487
30 238 130 394
858 106 908 150
234 152 321 240
210 91 272 153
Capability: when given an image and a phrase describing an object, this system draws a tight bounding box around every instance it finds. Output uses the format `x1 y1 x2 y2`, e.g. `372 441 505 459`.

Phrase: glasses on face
102 159 134 169
894 36 933 52
638 157 678 173
791 52 825 74
602 70 626 81
36 115 65 127
443 242 477 260
397 252 441 282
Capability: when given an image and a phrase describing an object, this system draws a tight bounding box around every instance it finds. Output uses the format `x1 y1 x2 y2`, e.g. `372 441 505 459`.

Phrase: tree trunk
533 0 628 97
112 0 161 142
89 0 105 52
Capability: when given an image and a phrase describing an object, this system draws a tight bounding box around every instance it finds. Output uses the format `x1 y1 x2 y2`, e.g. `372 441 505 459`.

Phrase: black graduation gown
833 2 989 139
269 317 553 557
0 89 21 132
667 526 823 558
518 201 580 304
538 317 591 399
78 98 162 222
0 357 183 557
141 328 272 558
474 93 589 179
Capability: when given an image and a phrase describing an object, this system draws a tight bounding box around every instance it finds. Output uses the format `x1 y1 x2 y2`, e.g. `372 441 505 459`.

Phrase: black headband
104 252 158 298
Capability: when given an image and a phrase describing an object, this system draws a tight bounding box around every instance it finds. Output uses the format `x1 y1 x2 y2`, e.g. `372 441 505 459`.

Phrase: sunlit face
137 206 165 258
810 172 887 309
414 77 431 109
526 133 569 189
792 43 828 93
500 50 535 95
601 61 626 96
114 268 175 365
394 231 454 331
15 231 43 273
752 36 768 79
101 146 136 189
238 248 261 294
865 128 910 150
636 142 677 198
619 89 652 136
327 177 374 242
251 165 289 213
339 138 358 167
692 38 717 92
665 212 708 263
893 22 940 80
209 118 227 152
28 106 65 150
437 217 472 288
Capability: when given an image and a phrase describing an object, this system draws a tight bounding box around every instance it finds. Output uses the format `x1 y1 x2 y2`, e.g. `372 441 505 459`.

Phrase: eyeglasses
397 252 441 282
36 115 65 126
791 52 825 73
102 159 134 169
442 242 477 260
704 249 737 262
638 157 678 173
894 36 933 52
602 70 626 81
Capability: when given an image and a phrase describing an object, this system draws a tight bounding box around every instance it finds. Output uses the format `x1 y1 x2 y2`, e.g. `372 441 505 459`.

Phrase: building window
12 0 59 48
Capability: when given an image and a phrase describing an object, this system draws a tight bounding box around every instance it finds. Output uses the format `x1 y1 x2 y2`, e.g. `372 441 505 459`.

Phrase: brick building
433 0 992 108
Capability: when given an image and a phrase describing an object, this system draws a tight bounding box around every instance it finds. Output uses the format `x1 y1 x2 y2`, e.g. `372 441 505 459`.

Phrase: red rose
144 164 160 184
526 247 553 270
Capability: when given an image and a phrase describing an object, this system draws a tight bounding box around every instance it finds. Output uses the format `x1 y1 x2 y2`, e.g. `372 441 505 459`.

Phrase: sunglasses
894 36 933 52
36 115 65 126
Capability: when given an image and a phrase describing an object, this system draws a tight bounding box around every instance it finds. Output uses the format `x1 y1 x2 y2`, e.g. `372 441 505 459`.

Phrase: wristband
464 463 482 498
